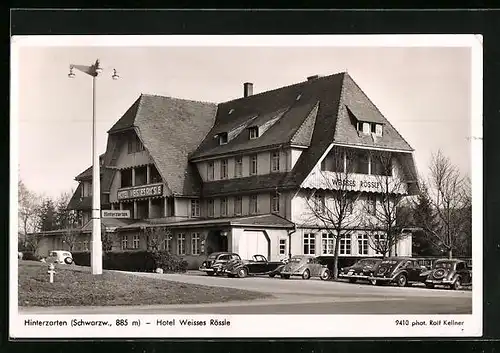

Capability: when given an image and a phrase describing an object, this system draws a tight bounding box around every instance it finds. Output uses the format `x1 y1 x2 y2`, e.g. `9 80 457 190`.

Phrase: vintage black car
199 252 241 276
369 257 428 287
224 254 286 278
339 258 382 284
424 259 472 290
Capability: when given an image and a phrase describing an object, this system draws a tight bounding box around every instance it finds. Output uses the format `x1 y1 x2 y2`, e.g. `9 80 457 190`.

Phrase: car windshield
434 261 455 269
208 254 220 260
63 253 71 257
381 260 398 265
290 257 303 263
49 252 56 256
357 259 379 267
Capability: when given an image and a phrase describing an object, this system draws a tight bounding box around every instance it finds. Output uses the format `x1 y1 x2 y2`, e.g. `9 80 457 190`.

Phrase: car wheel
320 270 330 281
281 274 290 279
237 268 248 278
269 273 276 278
369 279 377 286
349 278 357 283
425 283 435 289
64 257 73 265
396 274 408 287
302 269 311 280
452 278 461 290
206 272 215 276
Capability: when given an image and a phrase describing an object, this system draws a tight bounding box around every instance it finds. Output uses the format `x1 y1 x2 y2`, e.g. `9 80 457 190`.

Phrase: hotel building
38 72 418 269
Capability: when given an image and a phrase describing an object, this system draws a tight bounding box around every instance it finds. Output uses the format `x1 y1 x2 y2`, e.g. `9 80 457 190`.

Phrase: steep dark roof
105 94 217 196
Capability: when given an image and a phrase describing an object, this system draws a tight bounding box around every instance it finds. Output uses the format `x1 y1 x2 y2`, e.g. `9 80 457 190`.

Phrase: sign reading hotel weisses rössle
102 210 131 219
117 183 164 201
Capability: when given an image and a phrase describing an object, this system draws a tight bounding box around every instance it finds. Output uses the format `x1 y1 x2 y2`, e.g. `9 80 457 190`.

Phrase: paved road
21 271 472 315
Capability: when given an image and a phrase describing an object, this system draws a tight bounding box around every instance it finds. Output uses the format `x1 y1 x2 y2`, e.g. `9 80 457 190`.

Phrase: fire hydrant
47 263 56 283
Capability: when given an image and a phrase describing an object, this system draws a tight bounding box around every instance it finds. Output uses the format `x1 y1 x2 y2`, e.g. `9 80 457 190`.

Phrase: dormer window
218 132 228 145
362 122 370 134
249 126 259 139
375 124 383 136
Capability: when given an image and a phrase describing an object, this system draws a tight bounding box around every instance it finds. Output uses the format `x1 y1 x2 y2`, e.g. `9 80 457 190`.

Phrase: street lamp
68 59 119 275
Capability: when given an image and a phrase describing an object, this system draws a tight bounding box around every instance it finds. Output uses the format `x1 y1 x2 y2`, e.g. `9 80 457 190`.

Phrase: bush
22 252 40 262
151 251 188 273
70 250 187 273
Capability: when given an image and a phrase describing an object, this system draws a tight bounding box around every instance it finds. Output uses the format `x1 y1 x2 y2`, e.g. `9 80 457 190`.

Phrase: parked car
369 257 428 287
46 250 74 265
279 255 330 280
424 259 472 290
199 252 241 276
339 258 382 284
224 254 286 278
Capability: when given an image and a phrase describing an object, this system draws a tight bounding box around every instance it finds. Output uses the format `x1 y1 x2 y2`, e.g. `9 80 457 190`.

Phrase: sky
13 37 475 199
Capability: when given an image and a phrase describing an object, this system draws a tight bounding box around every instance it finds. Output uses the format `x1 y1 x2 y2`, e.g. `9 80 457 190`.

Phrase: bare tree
417 151 471 259
62 227 80 251
18 179 42 244
361 151 413 257
302 147 360 279
145 227 172 252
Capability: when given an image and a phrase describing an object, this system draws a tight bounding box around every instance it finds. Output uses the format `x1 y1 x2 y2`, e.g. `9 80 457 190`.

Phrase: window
191 233 201 255
271 151 280 172
375 124 383 136
220 159 228 179
271 193 280 213
250 154 258 175
339 234 352 255
234 196 242 215
279 239 287 255
121 235 128 250
314 193 325 213
362 122 370 134
249 126 259 139
83 240 89 251
235 157 243 177
177 233 185 255
373 234 387 254
191 199 200 217
358 234 369 255
322 233 335 255
303 233 316 255
371 153 392 176
133 234 140 249
220 197 228 216
162 237 170 252
219 132 228 145
249 195 258 214
366 194 377 215
128 135 145 154
356 150 370 174
207 162 215 181
207 199 215 217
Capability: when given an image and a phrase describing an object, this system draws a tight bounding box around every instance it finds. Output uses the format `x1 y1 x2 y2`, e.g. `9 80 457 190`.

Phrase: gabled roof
105 94 217 196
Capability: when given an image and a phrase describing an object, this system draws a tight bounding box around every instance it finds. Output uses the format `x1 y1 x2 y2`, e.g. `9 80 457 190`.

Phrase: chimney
307 75 320 81
244 82 253 97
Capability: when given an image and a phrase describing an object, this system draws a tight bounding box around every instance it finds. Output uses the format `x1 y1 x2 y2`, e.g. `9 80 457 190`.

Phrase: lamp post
68 59 119 275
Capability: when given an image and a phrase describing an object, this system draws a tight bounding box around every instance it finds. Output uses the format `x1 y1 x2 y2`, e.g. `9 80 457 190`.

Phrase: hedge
21 252 40 262
71 251 188 273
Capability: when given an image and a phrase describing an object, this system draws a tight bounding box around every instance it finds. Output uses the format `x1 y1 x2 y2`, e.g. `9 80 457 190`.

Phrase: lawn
18 260 271 307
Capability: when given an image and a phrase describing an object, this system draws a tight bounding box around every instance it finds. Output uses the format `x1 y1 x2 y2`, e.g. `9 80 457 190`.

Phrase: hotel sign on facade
117 183 164 201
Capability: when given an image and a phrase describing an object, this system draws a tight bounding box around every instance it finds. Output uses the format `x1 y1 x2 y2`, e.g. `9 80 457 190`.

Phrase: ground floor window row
303 233 387 256
120 232 204 255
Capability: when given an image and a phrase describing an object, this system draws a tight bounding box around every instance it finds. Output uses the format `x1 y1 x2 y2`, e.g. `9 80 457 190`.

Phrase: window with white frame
373 234 387 255
271 151 280 172
220 197 228 217
191 199 200 217
218 132 228 145
250 154 258 175
121 235 128 250
249 195 258 214
207 199 214 217
271 193 280 213
83 240 89 251
366 194 377 215
162 237 170 252
303 233 316 255
177 233 186 255
249 126 259 139
191 233 201 255
234 196 242 215
279 239 287 255
322 233 335 255
314 193 325 213
207 162 215 181
339 234 352 255
358 234 369 255
220 159 228 179
133 234 140 249
235 157 243 177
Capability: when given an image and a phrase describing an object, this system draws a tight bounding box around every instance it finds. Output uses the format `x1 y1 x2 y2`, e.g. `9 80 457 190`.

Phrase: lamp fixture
112 69 120 80
68 66 75 79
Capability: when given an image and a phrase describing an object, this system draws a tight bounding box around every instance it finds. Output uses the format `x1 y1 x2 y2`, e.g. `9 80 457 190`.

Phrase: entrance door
238 231 269 260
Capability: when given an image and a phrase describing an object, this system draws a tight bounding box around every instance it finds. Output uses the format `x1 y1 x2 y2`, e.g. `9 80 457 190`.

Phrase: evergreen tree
38 199 57 231
412 184 442 256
